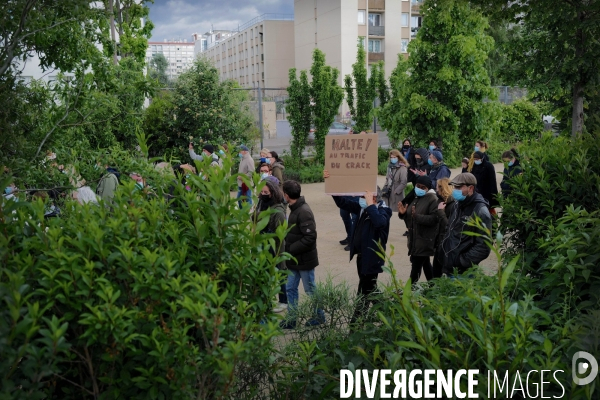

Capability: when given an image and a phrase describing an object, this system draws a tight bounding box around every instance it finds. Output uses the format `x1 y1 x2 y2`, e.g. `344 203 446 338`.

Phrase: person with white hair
72 186 99 205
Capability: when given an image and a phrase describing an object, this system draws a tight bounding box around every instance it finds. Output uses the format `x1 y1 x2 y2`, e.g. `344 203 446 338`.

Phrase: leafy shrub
0 154 288 399
499 99 545 143
283 164 324 184
377 146 390 164
378 160 387 176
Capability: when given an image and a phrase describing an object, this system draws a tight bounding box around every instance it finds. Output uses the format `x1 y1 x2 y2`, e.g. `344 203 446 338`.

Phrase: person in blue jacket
324 170 392 324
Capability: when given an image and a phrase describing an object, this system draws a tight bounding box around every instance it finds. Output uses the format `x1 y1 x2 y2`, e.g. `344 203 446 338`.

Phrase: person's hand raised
323 170 330 179
398 201 408 215
364 190 375 206
189 142 194 150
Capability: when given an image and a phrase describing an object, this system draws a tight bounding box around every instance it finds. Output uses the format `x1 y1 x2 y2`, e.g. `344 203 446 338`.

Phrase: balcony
369 0 385 10
368 52 384 62
411 0 422 13
368 25 385 36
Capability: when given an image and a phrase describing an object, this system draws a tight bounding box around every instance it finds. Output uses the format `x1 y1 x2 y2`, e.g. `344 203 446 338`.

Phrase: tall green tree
344 42 375 132
472 0 600 136
287 69 312 162
148 53 169 87
380 0 497 165
310 49 344 164
171 58 257 149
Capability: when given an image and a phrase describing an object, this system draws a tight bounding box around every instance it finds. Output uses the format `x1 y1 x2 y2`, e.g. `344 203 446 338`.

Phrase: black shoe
403 231 409 237
339 238 349 245
344 245 350 251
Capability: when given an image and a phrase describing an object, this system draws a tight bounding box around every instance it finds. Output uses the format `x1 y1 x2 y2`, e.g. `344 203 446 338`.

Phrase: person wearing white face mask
382 149 409 212
397 175 439 285
439 173 492 277
325 170 392 324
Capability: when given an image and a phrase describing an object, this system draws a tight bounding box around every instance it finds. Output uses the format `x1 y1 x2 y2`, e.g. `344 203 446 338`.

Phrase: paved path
292 163 502 294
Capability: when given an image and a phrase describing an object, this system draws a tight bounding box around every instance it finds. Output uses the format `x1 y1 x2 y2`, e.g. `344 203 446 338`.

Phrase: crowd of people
2 138 523 330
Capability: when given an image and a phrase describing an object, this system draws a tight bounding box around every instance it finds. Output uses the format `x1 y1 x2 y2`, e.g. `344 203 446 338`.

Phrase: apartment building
198 14 295 88
294 0 423 81
145 39 196 81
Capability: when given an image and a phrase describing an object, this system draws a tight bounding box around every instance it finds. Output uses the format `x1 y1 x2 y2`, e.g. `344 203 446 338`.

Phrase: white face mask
260 173 269 180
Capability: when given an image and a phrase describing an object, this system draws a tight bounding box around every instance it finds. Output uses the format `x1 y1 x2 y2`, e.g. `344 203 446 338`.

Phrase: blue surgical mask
415 187 426 197
219 150 225 155
452 188 466 201
266 158 271 164
474 160 482 165
474 146 480 152
238 153 243 158
508 160 514 167
359 198 368 209
429 145 435 151
390 157 398 164
260 173 269 180
4 187 14 195
259 157 267 163
427 159 434 166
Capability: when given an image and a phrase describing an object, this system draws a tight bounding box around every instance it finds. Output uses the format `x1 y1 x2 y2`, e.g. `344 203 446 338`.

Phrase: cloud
148 0 293 42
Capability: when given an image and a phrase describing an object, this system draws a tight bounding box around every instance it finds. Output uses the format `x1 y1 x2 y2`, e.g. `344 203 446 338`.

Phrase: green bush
378 160 388 176
0 154 288 399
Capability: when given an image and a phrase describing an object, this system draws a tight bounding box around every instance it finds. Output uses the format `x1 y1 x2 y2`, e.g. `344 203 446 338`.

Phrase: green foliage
171 58 257 150
378 160 387 176
344 43 375 132
282 163 324 184
287 69 312 161
310 49 344 165
499 99 544 143
0 152 288 399
148 53 170 87
142 92 180 159
381 0 497 166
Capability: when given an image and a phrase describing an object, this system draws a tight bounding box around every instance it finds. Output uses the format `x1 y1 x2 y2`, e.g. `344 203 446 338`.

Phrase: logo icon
572 351 598 385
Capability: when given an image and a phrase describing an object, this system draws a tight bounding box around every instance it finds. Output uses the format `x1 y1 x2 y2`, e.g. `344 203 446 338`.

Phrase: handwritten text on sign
325 134 378 195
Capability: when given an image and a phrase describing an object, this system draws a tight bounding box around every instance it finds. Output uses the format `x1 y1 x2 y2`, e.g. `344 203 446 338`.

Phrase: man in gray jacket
440 173 492 276
237 145 255 206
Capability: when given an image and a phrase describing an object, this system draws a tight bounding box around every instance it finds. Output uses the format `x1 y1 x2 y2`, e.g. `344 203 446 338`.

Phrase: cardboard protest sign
325 134 378 195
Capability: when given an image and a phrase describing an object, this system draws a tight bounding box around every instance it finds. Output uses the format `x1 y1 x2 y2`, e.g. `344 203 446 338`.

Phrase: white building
145 39 196 81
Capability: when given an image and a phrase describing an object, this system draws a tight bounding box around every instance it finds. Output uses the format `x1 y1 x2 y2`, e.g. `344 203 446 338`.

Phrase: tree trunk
108 0 118 65
571 83 584 137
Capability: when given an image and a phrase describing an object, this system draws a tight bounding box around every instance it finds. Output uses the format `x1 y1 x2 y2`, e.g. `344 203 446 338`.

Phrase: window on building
368 13 381 27
411 16 422 37
358 10 366 25
368 39 382 53
401 13 409 27
401 39 409 53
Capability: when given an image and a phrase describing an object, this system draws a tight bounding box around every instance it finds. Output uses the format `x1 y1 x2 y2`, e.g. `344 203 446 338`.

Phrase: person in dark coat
281 180 324 328
324 174 392 323
432 177 455 278
401 138 413 162
403 147 431 236
427 150 451 190
253 179 288 313
398 176 440 284
441 173 492 276
500 149 522 198
470 151 499 215
428 139 442 154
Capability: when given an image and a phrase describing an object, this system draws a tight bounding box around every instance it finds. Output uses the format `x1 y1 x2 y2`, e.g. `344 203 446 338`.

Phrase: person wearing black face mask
401 139 412 161
253 179 288 313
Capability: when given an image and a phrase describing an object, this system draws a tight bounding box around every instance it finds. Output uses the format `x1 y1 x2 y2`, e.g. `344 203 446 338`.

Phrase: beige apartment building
146 39 195 81
294 0 423 81
199 14 295 88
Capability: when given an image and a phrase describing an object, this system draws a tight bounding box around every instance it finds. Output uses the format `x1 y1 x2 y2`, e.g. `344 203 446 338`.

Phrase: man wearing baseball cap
439 172 492 276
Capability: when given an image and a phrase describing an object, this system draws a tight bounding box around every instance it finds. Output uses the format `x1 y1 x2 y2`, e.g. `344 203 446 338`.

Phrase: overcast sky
147 0 294 42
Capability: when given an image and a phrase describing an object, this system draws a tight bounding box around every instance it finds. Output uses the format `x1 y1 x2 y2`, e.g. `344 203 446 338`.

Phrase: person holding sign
397 175 440 285
324 170 392 324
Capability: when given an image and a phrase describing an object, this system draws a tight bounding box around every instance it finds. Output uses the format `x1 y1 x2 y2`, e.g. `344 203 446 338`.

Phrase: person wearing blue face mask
382 149 409 213
500 149 522 198
470 151 499 215
397 175 440 285
325 172 392 325
3 182 18 201
428 140 441 154
440 173 492 277
427 150 451 190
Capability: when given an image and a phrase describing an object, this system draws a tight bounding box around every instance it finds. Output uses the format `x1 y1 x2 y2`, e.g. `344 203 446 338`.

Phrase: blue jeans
286 269 325 319
237 187 252 207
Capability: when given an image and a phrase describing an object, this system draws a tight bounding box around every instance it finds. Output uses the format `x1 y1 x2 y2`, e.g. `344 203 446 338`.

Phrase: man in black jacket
440 173 493 276
325 171 392 323
281 180 325 329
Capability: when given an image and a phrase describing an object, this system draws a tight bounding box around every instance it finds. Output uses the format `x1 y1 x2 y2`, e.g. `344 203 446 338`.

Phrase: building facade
146 39 196 81
198 14 295 89
294 0 422 82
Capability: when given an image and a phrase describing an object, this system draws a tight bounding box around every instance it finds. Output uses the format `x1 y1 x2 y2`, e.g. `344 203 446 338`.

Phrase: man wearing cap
440 172 492 276
428 150 451 190
237 145 255 206
189 143 222 168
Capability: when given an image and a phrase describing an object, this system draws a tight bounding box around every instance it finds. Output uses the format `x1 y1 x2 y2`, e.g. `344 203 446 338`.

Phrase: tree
344 42 375 132
380 0 497 166
148 53 169 87
472 0 600 136
310 49 344 164
287 69 312 162
171 58 257 150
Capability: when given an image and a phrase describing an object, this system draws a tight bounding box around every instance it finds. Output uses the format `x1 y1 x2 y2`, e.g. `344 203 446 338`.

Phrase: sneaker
339 238 349 245
403 231 409 236
279 320 296 330
344 245 350 251
305 316 326 327
273 303 287 313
